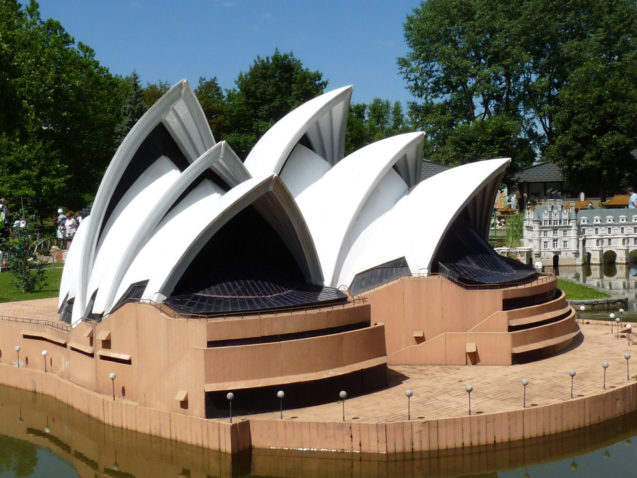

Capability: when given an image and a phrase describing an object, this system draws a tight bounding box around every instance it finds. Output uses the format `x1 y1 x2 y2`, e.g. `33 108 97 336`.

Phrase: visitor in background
628 188 637 209
75 211 83 225
0 198 9 238
56 208 66 241
64 212 77 246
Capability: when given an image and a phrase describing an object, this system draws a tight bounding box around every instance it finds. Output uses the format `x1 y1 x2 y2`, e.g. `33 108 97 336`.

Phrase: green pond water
0 384 636 477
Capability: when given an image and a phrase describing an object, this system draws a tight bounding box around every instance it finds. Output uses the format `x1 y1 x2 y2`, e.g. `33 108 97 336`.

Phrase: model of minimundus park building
26 82 576 418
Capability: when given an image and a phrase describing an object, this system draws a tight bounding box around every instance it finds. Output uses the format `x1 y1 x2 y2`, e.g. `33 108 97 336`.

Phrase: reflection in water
0 384 637 477
0 435 78 478
560 262 637 311
0 435 37 477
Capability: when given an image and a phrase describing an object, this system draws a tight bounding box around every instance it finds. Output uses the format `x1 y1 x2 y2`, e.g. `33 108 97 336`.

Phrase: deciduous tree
0 0 126 217
223 49 327 158
398 0 637 185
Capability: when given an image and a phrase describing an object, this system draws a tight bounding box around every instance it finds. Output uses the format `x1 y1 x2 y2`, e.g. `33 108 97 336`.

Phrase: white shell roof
59 82 513 325
73 80 215 319
296 132 425 285
336 158 510 286
244 86 352 178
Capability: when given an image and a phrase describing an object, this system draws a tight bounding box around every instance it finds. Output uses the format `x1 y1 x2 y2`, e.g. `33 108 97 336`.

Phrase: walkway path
247 321 635 423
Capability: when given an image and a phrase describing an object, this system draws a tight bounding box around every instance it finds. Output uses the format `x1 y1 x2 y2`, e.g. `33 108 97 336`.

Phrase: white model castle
521 200 637 266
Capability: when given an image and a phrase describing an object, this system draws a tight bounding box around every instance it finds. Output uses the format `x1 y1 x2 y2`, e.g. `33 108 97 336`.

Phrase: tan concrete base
1 358 635 455
0 362 250 454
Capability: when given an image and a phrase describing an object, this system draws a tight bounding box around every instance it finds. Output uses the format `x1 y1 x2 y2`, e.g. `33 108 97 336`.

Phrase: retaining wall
1 360 635 455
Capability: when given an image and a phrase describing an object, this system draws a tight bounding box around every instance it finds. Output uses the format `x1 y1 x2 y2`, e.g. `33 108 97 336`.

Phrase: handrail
112 296 369 322
435 272 554 291
0 314 69 332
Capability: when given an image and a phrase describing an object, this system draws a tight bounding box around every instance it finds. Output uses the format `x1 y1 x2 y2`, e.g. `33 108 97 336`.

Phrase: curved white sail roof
244 86 352 178
113 174 321 306
59 82 517 325
336 158 510 287
296 132 425 285
91 142 243 318
73 80 215 319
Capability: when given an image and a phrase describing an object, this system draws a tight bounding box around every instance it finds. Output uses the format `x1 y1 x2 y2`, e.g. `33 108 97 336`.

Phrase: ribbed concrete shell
336 158 509 286
296 132 425 286
59 82 512 324
65 80 216 322
244 86 352 178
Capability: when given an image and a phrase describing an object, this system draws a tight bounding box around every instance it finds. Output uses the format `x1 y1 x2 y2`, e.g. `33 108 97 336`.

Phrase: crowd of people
0 197 83 246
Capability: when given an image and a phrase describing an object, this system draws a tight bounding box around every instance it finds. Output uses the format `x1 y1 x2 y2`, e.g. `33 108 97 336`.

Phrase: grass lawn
557 278 610 300
0 267 63 303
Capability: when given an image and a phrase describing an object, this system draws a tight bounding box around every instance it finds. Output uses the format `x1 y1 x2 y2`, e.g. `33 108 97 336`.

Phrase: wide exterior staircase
361 274 580 366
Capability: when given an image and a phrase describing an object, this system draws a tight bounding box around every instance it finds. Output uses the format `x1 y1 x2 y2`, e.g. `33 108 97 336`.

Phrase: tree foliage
0 223 47 293
345 99 409 155
223 49 328 158
399 0 637 189
114 71 147 144
195 76 227 139
142 79 170 108
547 59 637 196
0 0 127 218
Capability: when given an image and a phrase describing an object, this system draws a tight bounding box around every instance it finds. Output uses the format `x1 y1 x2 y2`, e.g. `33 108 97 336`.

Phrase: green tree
520 0 637 149
224 49 327 158
345 99 410 155
0 0 126 218
399 0 534 171
143 79 170 108
0 223 47 293
547 60 637 197
195 76 227 139
115 71 147 144
399 0 637 186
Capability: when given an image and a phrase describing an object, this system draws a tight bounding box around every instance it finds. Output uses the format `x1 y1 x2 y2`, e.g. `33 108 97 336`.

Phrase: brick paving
248 321 636 423
0 297 60 322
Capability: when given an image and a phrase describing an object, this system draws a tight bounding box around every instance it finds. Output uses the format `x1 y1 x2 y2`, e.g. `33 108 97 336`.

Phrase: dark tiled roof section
514 162 563 183
577 208 637 222
420 160 450 181
530 204 575 220
165 279 348 316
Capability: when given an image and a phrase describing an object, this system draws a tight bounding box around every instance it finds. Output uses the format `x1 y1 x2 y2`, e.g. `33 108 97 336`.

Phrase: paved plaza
249 320 635 423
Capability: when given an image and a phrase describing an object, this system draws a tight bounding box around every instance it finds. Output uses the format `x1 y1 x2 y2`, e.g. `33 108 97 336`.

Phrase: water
559 262 637 299
1 384 636 477
0 442 78 478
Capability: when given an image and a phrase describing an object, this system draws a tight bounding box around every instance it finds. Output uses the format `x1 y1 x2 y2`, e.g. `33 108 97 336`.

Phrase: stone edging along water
568 296 628 311
0 360 636 455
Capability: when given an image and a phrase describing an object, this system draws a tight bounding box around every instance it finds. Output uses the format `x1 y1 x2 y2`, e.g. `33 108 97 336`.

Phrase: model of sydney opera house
48 82 577 416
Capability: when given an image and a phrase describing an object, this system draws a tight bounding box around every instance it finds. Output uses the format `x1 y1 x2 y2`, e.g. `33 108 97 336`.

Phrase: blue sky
37 0 423 105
